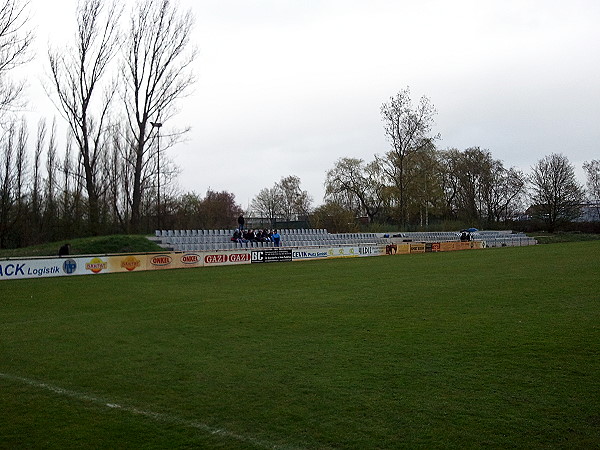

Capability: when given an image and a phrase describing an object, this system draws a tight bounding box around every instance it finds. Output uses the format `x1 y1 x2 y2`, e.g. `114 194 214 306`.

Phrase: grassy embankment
0 235 163 259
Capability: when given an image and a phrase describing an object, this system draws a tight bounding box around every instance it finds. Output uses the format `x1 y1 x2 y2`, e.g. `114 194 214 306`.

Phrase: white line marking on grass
0 372 302 450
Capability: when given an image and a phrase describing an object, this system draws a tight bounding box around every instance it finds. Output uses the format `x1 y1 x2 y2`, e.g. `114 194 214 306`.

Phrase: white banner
0 257 88 280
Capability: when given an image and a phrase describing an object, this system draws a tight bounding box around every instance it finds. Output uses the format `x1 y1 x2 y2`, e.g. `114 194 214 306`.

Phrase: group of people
231 228 281 246
234 214 281 246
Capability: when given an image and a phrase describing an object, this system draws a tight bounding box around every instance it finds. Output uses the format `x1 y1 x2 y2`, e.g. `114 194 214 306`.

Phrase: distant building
575 202 600 222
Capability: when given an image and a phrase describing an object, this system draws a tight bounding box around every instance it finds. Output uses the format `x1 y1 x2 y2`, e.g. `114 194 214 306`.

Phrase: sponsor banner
409 243 426 253
83 256 110 274
148 253 176 270
0 257 98 280
293 245 382 261
326 246 360 258
179 252 204 267
425 243 441 253
439 241 484 251
439 242 458 251
147 252 205 270
251 248 293 263
108 255 147 273
385 243 410 255
292 248 330 261
1 258 68 280
0 240 487 281
357 245 382 257
204 250 252 266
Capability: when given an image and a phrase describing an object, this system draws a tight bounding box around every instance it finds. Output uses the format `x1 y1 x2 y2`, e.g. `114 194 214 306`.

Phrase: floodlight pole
150 121 163 229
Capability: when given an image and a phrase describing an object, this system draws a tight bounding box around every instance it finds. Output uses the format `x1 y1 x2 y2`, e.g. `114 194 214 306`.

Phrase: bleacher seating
150 228 537 252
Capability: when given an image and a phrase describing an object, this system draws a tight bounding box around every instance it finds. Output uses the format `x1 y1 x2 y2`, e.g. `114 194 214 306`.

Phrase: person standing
272 229 281 247
237 213 245 230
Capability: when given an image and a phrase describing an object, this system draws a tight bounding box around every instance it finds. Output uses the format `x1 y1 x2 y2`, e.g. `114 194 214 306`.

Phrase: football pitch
1 242 599 448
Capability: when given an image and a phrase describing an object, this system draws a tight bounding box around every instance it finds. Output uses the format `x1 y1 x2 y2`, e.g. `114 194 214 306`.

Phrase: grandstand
394 230 537 247
151 229 537 252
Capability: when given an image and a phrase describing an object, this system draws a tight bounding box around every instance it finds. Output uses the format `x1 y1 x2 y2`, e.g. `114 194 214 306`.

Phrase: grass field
1 242 599 449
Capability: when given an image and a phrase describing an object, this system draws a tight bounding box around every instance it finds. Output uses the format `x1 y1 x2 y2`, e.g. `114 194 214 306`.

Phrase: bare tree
381 87 438 226
0 0 33 116
0 120 27 246
122 0 197 231
278 175 312 221
251 186 283 226
325 157 387 223
44 120 58 232
583 159 600 220
250 176 312 226
15 116 27 211
455 147 496 222
482 165 526 223
583 160 600 201
529 153 584 232
30 118 45 232
47 0 122 234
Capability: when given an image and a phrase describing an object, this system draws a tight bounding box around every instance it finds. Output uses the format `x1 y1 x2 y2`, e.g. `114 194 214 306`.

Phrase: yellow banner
410 243 426 253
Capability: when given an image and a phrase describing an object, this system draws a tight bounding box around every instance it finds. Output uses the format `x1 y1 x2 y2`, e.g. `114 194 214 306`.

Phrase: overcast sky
27 0 600 209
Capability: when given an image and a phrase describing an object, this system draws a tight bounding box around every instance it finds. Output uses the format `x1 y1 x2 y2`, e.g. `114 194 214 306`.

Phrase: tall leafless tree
251 186 283 226
530 153 584 232
47 0 122 234
44 119 58 232
381 87 438 226
0 120 28 246
277 175 312 221
122 0 197 231
0 0 33 117
582 159 600 220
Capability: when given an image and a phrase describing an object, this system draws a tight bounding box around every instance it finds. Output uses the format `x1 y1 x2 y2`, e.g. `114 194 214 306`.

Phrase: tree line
0 0 201 248
1 1 598 249
315 88 598 233
250 88 598 234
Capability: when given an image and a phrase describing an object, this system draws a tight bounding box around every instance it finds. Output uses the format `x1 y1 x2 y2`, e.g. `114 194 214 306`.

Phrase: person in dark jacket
237 213 245 230
58 243 71 257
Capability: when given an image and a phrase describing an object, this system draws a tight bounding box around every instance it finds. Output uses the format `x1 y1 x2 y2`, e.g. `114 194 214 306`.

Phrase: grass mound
0 235 163 259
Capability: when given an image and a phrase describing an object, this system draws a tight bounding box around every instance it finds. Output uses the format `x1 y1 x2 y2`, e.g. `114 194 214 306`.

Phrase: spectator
237 213 245 230
263 229 272 242
58 243 71 257
243 229 256 242
231 229 248 243
272 230 281 247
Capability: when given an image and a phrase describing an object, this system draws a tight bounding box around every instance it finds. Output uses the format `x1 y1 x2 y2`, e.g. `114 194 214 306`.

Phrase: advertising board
0 258 66 280
148 254 176 270
109 255 147 273
251 248 293 263
326 246 360 258
425 243 441 252
0 240 487 281
291 245 383 262
292 248 330 261
385 243 410 255
409 243 426 253
204 250 252 266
